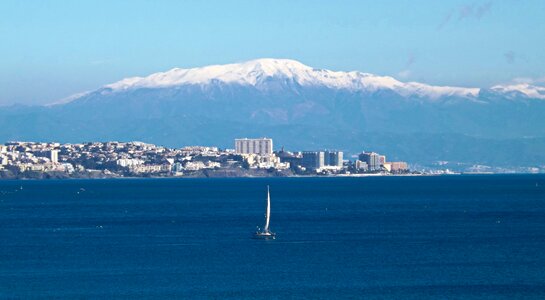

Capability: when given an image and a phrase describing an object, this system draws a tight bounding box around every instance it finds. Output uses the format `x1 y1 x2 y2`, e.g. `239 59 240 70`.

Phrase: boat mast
264 185 271 232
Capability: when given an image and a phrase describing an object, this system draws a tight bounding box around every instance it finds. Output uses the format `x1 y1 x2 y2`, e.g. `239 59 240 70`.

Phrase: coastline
1 172 543 181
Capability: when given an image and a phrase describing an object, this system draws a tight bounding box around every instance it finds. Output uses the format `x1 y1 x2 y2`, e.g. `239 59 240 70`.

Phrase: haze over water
2 175 545 298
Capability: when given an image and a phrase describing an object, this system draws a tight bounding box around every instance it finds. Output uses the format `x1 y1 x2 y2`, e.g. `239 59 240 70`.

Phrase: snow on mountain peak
105 58 312 90
490 83 545 100
102 58 479 99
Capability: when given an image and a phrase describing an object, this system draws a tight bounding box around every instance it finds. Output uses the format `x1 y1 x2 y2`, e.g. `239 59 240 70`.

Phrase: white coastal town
0 138 409 179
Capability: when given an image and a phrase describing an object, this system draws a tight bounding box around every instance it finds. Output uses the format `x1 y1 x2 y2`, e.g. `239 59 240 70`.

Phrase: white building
184 161 220 171
129 164 170 174
241 153 290 170
235 138 273 155
53 163 75 173
355 160 368 171
50 150 59 164
117 158 144 167
180 146 219 156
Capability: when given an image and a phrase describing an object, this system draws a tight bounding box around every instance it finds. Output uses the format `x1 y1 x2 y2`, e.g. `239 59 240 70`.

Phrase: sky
1 0 544 105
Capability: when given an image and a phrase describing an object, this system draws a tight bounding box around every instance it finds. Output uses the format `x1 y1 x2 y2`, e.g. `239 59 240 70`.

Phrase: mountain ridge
67 58 484 102
2 58 545 168
51 58 545 106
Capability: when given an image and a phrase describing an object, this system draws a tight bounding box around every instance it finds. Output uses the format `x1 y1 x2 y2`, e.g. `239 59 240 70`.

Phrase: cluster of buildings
0 143 73 173
355 152 408 173
0 138 409 178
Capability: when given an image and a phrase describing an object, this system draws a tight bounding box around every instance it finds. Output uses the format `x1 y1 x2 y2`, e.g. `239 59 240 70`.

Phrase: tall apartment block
235 138 273 155
359 152 381 171
324 151 343 168
301 151 325 170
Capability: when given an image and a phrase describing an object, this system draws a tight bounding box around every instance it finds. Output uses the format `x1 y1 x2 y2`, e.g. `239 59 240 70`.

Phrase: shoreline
1 172 544 181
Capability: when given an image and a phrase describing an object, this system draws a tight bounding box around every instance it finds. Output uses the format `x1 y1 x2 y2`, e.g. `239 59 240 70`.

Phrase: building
49 150 59 164
382 163 392 172
300 150 343 171
33 149 59 164
180 146 219 156
379 155 386 165
235 138 273 155
183 161 220 171
241 153 290 169
355 160 368 172
116 158 144 168
276 150 302 168
390 162 409 172
301 151 325 170
129 164 171 174
324 151 343 168
359 152 381 171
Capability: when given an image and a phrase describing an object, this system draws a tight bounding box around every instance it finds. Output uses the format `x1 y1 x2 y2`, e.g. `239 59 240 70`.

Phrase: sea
1 175 545 299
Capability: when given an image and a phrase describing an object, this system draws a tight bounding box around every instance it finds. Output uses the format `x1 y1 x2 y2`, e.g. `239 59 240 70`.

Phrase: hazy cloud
438 1 493 30
504 51 528 64
397 70 412 79
398 53 417 80
512 76 545 85
459 2 493 20
504 51 516 64
438 11 454 30
405 53 417 68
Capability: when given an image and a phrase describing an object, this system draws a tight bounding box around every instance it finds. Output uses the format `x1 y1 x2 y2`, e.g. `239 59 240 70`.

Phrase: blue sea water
1 175 545 299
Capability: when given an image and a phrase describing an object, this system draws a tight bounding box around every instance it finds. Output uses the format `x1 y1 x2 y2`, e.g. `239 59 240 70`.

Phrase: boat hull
253 232 276 239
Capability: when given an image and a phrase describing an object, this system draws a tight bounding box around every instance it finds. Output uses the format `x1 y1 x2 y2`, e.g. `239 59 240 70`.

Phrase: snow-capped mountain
1 58 545 167
490 83 545 100
60 58 545 104
99 59 479 100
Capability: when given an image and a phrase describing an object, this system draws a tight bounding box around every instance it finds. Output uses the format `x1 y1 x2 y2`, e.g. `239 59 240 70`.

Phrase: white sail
253 185 275 239
264 185 271 231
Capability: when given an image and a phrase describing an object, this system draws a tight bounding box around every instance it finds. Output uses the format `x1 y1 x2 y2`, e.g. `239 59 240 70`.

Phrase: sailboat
253 185 276 239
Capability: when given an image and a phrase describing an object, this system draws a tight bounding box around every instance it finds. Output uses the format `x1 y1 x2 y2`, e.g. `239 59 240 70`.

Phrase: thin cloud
398 53 417 79
477 2 493 18
459 1 493 20
438 11 454 30
512 77 545 85
503 51 528 64
405 53 417 68
438 1 494 30
504 51 516 64
397 70 412 79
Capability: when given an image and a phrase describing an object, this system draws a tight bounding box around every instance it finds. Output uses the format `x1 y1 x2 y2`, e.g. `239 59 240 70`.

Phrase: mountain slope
93 58 479 100
2 58 545 168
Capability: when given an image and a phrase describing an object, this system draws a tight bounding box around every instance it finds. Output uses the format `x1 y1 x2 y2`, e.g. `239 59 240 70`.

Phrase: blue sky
1 0 544 105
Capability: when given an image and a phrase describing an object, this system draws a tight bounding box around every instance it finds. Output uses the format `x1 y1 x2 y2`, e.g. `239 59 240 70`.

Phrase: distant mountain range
2 58 545 168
